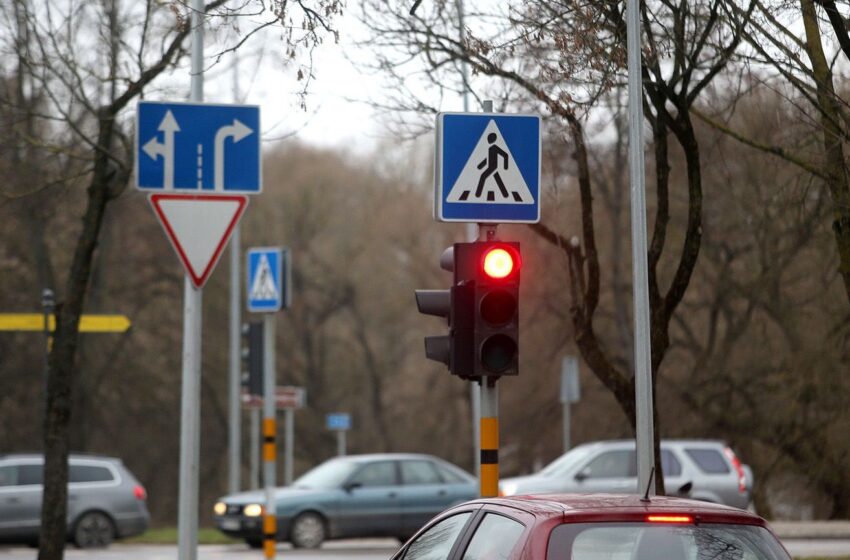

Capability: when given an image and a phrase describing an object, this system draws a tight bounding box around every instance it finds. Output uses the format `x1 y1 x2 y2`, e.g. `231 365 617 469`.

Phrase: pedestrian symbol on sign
250 254 279 302
446 120 534 205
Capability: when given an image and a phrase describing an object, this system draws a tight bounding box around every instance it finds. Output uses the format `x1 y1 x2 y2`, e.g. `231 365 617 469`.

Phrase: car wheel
290 512 326 549
73 511 114 548
246 537 263 549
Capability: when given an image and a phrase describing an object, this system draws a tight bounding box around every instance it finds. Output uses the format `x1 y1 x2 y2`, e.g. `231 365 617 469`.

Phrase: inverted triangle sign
149 194 248 288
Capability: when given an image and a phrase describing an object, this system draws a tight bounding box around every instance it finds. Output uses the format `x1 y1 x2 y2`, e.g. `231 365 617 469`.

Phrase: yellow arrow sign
0 314 131 333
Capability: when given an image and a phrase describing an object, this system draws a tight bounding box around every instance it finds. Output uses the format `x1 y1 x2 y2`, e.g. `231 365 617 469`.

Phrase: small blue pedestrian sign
435 112 541 223
247 247 286 313
326 413 351 431
136 101 261 193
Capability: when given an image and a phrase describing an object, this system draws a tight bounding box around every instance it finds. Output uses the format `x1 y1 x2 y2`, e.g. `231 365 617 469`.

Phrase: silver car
0 454 150 547
500 440 753 509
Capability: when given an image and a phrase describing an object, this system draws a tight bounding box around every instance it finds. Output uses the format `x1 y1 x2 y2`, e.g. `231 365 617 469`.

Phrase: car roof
465 494 766 526
0 453 121 463
332 453 448 462
576 439 728 448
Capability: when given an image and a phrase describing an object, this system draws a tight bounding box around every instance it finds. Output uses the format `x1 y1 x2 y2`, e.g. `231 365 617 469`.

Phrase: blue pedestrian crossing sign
435 112 541 223
136 101 261 193
247 247 290 313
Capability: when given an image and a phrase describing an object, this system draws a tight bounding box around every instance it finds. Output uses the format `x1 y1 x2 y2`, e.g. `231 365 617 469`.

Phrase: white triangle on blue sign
250 254 279 302
446 120 535 204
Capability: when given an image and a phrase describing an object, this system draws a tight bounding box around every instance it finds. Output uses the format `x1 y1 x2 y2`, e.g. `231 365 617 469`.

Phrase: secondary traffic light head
241 321 264 396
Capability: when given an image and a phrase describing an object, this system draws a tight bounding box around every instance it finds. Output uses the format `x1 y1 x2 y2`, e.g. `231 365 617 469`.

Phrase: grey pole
250 407 260 489
562 402 571 453
41 288 54 416
336 431 342 456
227 33 242 497
457 0 480 483
177 3 204 559
284 408 294 485
262 313 277 558
627 0 656 496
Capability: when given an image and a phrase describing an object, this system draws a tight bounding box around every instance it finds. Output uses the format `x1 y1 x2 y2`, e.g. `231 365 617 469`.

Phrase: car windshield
291 458 360 489
547 522 790 560
539 446 596 477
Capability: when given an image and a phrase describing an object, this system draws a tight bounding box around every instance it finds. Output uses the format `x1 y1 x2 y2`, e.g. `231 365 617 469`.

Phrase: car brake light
723 447 747 494
133 485 147 501
646 515 693 523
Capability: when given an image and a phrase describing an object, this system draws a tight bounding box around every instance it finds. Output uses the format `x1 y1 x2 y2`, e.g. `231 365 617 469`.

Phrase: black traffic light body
455 241 520 377
415 241 520 379
242 321 264 396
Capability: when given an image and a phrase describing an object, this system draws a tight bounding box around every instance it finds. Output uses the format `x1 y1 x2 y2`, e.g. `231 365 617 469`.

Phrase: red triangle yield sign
149 194 248 289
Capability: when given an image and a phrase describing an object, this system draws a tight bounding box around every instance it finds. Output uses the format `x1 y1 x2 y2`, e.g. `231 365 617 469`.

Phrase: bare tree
361 0 754 493
0 0 340 556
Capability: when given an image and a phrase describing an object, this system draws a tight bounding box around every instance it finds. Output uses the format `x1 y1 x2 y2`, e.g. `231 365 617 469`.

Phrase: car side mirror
677 482 693 496
574 468 591 482
343 481 362 493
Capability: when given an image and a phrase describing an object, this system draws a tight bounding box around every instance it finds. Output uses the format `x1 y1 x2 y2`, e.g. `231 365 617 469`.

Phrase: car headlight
501 482 518 497
243 503 263 517
213 502 227 516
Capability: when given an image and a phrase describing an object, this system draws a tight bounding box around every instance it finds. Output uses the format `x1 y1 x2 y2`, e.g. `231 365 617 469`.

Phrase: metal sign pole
229 224 241 495
251 406 260 489
262 313 277 559
284 408 294 485
177 2 204 559
627 0 656 496
337 430 346 457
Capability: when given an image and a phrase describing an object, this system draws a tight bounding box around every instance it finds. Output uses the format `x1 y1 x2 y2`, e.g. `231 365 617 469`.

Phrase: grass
123 527 239 545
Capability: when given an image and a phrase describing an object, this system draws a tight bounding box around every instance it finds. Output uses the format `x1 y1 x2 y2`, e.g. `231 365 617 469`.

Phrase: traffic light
241 321 264 396
415 246 475 378
455 241 521 377
415 241 521 379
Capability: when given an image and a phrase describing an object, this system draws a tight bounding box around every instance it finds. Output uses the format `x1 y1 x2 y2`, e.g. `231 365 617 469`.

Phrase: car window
462 513 524 560
581 450 635 478
435 462 468 484
662 450 682 477
404 512 472 560
18 463 43 486
0 465 18 486
546 522 790 560
686 449 730 474
349 461 397 487
402 461 443 485
69 464 115 483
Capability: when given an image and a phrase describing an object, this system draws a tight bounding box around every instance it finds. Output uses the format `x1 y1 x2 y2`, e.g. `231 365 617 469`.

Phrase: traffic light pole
262 313 277 559
479 377 499 497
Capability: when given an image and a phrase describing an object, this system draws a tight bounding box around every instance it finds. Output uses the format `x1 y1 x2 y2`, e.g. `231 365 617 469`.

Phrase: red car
390 493 790 560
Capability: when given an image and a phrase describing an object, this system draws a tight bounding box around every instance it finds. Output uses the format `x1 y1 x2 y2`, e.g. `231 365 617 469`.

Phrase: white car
500 440 753 509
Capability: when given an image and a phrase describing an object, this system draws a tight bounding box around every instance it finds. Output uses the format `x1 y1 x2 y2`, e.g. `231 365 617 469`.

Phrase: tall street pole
177 2 205 559
228 41 242 497
627 0 656 496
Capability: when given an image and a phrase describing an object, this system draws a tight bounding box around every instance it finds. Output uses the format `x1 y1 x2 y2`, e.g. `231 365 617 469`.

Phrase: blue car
213 453 477 549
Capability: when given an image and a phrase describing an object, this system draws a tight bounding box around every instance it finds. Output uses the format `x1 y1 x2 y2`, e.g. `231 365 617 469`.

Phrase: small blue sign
326 413 351 431
136 101 261 193
436 112 541 223
247 247 283 313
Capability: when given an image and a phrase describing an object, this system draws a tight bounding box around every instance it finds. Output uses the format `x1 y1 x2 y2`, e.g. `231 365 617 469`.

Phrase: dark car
391 493 790 560
0 454 149 548
213 453 476 549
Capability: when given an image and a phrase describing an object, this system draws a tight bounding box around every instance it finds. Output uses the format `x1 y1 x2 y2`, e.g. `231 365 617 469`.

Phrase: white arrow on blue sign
435 112 541 223
136 101 261 193
247 247 286 313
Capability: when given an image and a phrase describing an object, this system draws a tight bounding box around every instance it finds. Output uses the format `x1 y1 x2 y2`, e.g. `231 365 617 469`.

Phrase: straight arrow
142 110 180 189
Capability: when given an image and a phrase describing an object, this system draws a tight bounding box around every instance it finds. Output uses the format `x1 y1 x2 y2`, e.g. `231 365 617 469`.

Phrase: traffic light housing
241 321 264 396
456 241 521 377
415 241 520 379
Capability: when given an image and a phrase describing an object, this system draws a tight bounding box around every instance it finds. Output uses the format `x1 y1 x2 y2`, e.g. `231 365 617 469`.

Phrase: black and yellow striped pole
262 314 277 559
479 377 499 497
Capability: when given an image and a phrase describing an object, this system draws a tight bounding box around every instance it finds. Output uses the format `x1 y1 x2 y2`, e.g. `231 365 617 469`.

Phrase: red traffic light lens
482 248 516 279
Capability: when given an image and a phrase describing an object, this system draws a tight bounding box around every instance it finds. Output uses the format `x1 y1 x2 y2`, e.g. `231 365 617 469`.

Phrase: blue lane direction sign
436 112 541 223
136 101 261 193
247 247 283 313
326 413 351 431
